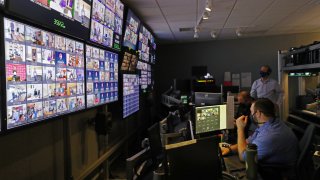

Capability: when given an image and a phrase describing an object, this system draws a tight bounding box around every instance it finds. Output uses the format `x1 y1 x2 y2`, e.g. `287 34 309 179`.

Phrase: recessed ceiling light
205 0 212 12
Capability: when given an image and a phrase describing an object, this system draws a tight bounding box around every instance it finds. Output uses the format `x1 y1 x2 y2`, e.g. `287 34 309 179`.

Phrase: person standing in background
250 65 283 107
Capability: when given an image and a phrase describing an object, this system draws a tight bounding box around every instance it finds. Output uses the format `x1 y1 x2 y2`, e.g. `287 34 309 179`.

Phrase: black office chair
296 124 315 180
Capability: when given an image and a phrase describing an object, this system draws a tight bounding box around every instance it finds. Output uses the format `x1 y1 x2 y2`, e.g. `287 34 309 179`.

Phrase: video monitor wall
90 0 124 50
123 9 140 50
86 45 118 107
123 74 139 118
4 18 86 129
7 0 91 39
120 51 137 72
138 26 150 62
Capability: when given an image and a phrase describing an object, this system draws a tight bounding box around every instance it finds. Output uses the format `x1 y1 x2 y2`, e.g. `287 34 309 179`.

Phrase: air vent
179 27 194 32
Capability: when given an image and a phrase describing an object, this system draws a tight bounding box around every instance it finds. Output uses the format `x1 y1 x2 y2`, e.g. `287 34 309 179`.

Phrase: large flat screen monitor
123 74 139 118
138 25 150 62
7 0 91 40
137 61 151 90
86 45 119 107
194 92 222 106
122 9 140 50
150 34 156 64
90 0 124 50
4 17 86 129
195 105 227 134
120 50 138 72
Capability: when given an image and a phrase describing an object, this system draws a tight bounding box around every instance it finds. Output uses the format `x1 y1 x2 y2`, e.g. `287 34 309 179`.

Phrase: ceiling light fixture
236 28 242 37
205 0 212 12
210 30 217 38
203 11 210 20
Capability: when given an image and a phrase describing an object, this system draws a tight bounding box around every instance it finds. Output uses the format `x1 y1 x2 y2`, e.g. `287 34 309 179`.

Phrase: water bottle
246 143 258 180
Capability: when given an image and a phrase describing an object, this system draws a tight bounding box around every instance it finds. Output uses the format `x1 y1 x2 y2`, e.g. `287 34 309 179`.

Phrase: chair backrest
147 122 163 159
296 124 315 179
165 136 222 180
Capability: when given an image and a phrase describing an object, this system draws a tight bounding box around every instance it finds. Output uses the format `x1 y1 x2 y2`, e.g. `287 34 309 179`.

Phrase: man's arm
250 81 257 99
237 128 247 161
236 115 248 161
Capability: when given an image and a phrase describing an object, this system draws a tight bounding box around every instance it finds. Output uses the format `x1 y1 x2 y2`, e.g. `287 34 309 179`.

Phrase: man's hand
236 115 248 130
221 146 230 156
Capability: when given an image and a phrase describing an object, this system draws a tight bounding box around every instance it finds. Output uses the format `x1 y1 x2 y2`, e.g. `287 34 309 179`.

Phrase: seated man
235 91 256 138
222 98 299 167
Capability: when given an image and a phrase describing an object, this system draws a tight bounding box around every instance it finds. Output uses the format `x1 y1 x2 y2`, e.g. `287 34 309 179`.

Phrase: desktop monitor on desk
195 105 228 135
165 136 222 179
194 92 222 107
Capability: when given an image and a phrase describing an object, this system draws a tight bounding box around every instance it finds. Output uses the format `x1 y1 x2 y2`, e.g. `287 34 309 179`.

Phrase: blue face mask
260 71 269 78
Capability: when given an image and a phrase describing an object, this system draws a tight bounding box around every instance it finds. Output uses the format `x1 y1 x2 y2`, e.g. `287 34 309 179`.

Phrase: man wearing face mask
250 65 283 106
221 98 298 167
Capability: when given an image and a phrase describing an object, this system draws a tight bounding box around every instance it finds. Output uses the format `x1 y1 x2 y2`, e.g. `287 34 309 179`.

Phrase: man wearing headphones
250 65 283 106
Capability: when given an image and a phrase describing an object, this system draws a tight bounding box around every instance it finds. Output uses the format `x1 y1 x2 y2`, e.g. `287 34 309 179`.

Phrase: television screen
123 9 140 50
7 0 91 40
194 92 222 107
137 61 152 90
0 0 4 6
123 74 139 118
86 45 118 107
90 0 124 50
195 105 227 134
4 17 85 129
150 34 156 64
138 25 150 62
120 50 138 72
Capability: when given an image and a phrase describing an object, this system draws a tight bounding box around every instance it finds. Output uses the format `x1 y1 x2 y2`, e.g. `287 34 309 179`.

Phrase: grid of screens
90 0 124 50
86 45 118 107
30 0 91 28
4 18 85 129
195 105 227 134
121 51 138 71
123 9 140 50
137 61 151 89
7 0 91 39
150 35 156 64
123 74 139 118
138 26 150 62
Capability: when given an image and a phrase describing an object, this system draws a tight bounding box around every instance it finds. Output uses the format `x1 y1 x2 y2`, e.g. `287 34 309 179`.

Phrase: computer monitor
194 92 222 106
195 105 227 134
222 86 239 101
165 136 222 179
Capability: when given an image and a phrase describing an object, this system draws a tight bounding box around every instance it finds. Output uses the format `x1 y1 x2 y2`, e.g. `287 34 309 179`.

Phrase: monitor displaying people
86 45 119 107
5 18 85 129
90 0 124 50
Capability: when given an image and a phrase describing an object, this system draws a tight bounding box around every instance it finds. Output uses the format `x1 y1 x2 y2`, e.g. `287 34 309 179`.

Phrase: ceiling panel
123 0 320 43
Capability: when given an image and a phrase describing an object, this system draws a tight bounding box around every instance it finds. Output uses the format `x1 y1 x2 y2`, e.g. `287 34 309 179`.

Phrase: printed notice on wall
232 73 240 86
241 72 252 87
